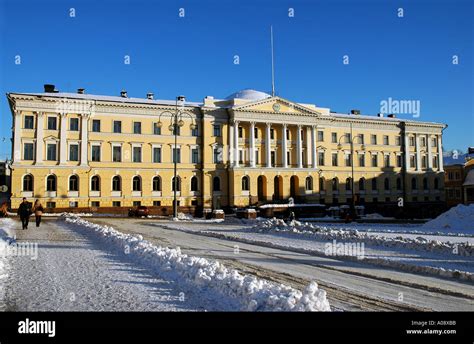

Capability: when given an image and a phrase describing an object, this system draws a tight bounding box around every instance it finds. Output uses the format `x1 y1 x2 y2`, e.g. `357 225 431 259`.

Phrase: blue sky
0 0 472 160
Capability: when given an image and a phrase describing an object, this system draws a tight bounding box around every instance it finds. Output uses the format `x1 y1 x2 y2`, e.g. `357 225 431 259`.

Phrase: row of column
412 133 443 171
14 111 90 166
229 121 318 169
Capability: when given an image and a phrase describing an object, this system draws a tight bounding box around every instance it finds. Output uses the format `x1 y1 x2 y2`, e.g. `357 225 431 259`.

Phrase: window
286 129 290 140
47 143 57 161
421 137 426 146
191 148 199 164
153 147 162 163
396 155 402 168
213 177 221 192
153 201 161 207
371 178 377 190
344 133 351 143
213 124 221 137
371 154 378 167
411 177 417 190
345 154 352 167
132 176 142 191
191 176 199 192
113 146 122 162
91 201 100 207
172 147 181 163
91 145 101 162
332 153 338 166
395 136 401 146
423 177 428 190
359 178 365 191
242 176 250 191
396 178 402 190
113 121 122 133
69 144 79 161
433 178 439 189
305 177 313 191
359 134 365 144
47 117 57 130
331 133 337 143
319 178 325 191
432 137 437 147
24 115 34 129
384 178 390 191
409 136 415 146
421 156 427 169
358 153 365 167
271 151 276 166
345 178 352 191
92 119 100 132
133 146 142 163
213 147 221 164
112 176 121 191
410 155 416 169
132 201 141 207
371 135 377 145
24 143 34 160
384 155 390 167
270 129 275 140
91 176 100 191
46 175 57 191
152 176 161 191
433 156 438 168
238 126 243 138
133 122 142 134
153 122 161 135
23 174 33 192
192 125 199 137
46 202 56 208
113 201 121 207
172 177 181 192
316 151 323 166
383 135 389 145
70 118 79 131
317 131 324 142
254 128 258 139
332 178 338 191
69 175 79 191
69 201 78 208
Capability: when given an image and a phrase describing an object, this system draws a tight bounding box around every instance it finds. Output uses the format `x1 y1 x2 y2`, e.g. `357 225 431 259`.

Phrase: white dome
226 89 271 101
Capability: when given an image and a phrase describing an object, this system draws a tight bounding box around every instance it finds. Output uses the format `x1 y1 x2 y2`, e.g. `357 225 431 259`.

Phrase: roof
225 89 271 101
463 169 474 186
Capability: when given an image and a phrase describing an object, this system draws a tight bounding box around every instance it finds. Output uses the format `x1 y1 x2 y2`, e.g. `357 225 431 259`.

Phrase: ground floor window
153 201 161 206
46 202 56 208
91 201 100 207
133 201 141 207
112 201 121 207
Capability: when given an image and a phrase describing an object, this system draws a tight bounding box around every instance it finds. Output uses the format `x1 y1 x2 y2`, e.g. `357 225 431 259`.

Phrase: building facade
444 150 474 207
8 87 446 214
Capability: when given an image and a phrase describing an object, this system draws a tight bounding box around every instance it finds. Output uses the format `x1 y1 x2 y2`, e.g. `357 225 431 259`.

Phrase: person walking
17 197 32 230
32 199 44 227
0 202 7 217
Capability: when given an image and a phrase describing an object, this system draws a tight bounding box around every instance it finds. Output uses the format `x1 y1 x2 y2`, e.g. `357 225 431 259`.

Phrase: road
89 218 474 312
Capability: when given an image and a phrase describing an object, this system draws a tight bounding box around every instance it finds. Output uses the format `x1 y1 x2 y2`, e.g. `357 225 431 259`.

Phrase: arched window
46 175 57 192
423 177 428 190
358 178 365 191
371 178 377 190
112 176 121 191
305 176 313 191
319 177 325 191
396 177 402 190
190 176 198 192
434 177 439 189
152 176 161 191
213 176 221 192
345 178 352 191
132 176 142 191
384 178 390 191
332 178 338 191
242 176 250 191
69 175 79 191
172 176 181 192
23 174 34 192
91 175 100 191
411 177 417 190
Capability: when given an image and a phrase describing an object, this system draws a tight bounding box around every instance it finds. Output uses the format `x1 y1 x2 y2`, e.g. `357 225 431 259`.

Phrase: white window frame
68 141 80 162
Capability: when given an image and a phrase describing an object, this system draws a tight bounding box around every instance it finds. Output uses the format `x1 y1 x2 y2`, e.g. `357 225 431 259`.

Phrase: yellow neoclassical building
7 86 446 214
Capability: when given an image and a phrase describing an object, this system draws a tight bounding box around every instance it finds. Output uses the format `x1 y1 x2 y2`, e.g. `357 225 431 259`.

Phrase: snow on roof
11 92 203 107
225 89 271 101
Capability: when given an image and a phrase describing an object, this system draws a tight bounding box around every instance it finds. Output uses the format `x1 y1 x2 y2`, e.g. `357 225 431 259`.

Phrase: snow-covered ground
0 217 330 312
0 218 15 311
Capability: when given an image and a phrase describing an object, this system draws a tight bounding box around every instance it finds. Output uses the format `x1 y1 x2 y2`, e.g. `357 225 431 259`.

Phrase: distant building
0 160 12 205
444 148 474 206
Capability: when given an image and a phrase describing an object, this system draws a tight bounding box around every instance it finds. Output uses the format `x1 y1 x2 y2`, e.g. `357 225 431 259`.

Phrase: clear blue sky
0 0 472 160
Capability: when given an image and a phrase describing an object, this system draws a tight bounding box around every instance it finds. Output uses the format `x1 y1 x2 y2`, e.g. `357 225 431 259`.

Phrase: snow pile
253 218 474 257
63 215 330 312
422 204 474 234
0 218 16 311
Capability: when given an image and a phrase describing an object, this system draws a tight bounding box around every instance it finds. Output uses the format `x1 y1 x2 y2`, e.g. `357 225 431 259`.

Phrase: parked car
128 206 150 217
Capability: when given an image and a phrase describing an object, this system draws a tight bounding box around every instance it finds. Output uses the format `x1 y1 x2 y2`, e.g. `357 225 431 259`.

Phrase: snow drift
422 204 474 234
63 215 330 312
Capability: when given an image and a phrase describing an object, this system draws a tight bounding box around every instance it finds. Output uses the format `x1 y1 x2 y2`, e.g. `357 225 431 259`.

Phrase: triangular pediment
232 96 322 116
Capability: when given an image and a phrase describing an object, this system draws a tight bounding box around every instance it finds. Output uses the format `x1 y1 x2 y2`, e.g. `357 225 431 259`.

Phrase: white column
296 125 303 168
229 121 234 166
265 123 271 168
249 122 255 167
234 120 240 167
35 112 44 165
312 125 317 169
415 134 421 171
305 127 311 168
80 114 89 166
12 110 22 162
404 133 410 170
437 134 444 172
427 135 433 169
59 113 68 164
281 124 287 168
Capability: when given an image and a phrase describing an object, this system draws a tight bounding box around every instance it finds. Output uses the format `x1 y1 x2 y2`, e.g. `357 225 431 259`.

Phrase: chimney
350 109 361 115
146 92 154 100
44 84 57 93
120 90 128 98
387 114 396 118
377 113 384 117
77 88 85 94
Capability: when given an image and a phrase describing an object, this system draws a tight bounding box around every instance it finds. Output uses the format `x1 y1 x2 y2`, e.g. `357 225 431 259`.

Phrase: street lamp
337 123 365 219
156 96 197 219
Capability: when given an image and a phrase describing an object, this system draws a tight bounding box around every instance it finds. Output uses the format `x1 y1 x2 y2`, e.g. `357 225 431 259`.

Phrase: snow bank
0 218 16 310
422 204 474 234
63 215 330 312
253 218 474 257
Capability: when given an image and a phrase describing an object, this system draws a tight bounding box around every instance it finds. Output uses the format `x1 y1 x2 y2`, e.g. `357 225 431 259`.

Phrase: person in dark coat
17 198 32 230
